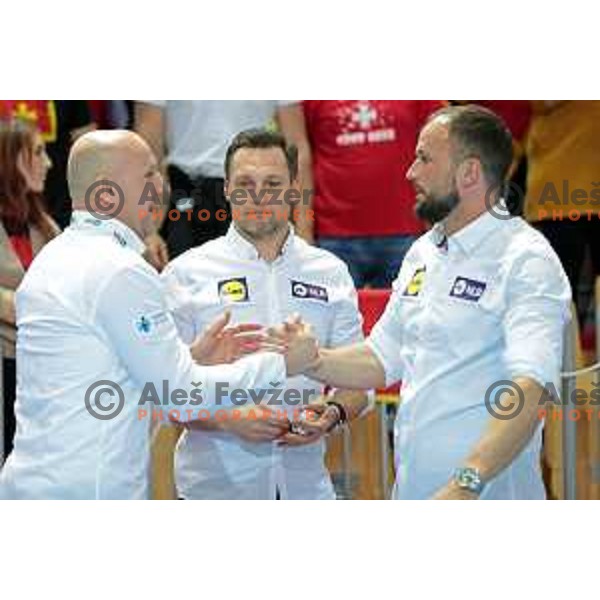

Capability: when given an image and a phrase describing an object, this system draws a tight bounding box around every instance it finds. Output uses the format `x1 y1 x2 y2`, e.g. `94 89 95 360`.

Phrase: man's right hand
268 315 320 377
214 405 290 443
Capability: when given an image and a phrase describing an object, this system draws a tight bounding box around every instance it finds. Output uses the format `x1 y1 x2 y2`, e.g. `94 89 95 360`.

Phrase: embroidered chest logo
218 277 249 303
135 315 152 335
291 280 329 302
134 311 170 338
403 267 426 297
450 277 487 302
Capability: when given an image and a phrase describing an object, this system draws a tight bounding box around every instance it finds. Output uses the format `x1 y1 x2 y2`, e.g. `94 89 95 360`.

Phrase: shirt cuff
365 337 401 388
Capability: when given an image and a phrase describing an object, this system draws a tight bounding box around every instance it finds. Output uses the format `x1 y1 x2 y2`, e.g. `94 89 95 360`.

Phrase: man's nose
406 161 417 182
253 184 271 206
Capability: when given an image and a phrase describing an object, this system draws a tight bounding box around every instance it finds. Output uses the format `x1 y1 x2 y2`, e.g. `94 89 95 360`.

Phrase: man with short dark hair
163 128 369 500
288 105 572 499
135 101 310 269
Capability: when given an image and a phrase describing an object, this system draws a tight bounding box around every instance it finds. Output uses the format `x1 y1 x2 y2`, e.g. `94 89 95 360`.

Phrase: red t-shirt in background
303 100 445 238
466 101 532 142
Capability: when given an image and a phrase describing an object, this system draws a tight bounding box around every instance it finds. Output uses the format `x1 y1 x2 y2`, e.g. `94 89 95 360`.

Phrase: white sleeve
328 264 365 349
94 262 286 420
365 277 405 387
161 261 198 345
503 251 572 389
327 263 375 411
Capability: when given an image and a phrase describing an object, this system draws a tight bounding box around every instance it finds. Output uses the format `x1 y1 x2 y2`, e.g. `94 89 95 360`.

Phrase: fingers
300 402 328 416
257 344 288 354
203 310 232 338
277 431 321 446
240 417 290 442
230 331 288 355
158 240 169 265
227 323 264 335
293 417 327 436
284 313 303 333
265 324 287 340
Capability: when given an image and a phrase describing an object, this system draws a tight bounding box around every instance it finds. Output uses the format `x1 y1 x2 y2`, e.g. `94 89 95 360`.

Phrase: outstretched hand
190 310 267 365
267 314 320 376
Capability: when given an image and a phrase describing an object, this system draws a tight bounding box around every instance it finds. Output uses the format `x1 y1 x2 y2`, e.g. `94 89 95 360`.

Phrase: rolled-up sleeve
94 262 286 419
503 252 572 389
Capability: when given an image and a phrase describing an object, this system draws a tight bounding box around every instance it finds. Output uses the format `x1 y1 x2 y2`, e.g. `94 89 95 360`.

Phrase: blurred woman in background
0 119 58 463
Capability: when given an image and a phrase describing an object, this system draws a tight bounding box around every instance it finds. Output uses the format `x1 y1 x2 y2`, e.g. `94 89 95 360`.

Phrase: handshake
190 310 321 377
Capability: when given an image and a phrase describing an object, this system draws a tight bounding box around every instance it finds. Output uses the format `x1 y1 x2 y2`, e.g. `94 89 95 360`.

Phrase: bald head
67 129 164 238
68 130 150 204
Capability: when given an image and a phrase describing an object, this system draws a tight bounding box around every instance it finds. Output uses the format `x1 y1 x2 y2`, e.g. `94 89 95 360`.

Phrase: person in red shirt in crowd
0 119 59 462
301 100 445 288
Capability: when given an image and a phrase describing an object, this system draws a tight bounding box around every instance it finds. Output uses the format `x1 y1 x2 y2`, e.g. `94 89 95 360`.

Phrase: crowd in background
1 99 600 461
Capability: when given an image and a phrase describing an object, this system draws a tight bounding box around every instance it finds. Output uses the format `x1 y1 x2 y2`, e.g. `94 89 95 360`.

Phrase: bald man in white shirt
0 130 317 500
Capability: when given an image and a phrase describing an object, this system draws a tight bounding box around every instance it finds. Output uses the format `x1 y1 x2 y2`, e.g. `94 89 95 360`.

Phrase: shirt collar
69 211 146 255
225 224 296 261
435 202 506 256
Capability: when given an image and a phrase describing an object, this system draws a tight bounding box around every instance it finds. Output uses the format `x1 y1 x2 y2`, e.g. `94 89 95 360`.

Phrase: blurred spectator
0 101 95 229
88 101 133 129
302 100 444 288
524 101 600 317
0 119 59 461
135 101 308 269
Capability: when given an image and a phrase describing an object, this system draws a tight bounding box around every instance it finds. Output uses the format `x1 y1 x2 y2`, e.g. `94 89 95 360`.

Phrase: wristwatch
453 467 485 496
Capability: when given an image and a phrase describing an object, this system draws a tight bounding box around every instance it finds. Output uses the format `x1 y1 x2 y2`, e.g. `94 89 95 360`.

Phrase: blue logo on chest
291 280 328 302
450 277 487 302
136 315 152 334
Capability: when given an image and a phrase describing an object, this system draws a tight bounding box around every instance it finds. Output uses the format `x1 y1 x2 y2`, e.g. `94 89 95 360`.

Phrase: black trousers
2 358 16 461
161 165 232 259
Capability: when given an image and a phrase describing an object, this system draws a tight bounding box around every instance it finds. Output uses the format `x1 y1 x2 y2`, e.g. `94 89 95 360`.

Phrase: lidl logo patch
218 277 249 303
403 267 426 297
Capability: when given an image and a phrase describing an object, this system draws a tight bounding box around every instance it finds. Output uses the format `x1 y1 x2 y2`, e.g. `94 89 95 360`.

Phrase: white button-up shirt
0 212 285 500
162 225 364 499
366 210 571 499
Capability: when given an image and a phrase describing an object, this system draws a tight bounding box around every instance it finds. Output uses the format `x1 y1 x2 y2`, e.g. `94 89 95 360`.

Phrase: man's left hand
277 402 340 447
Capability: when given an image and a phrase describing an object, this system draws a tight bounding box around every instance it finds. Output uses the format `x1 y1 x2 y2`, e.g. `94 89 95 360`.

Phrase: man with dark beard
287 105 572 499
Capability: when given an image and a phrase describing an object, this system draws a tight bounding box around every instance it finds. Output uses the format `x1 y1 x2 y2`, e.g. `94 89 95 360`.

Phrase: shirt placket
263 258 287 499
